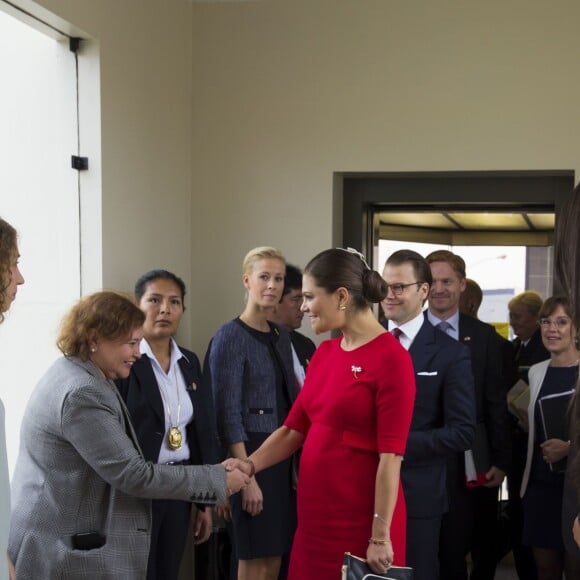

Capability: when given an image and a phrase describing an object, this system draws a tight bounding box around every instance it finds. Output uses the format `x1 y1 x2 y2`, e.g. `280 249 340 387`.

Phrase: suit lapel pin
351 365 362 379
191 382 197 391
464 336 471 342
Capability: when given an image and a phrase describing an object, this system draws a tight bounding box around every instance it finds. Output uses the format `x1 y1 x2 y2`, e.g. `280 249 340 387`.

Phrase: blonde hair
57 291 145 360
242 246 285 276
508 291 543 317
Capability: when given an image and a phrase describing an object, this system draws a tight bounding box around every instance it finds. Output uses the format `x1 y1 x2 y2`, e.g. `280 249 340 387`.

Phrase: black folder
465 422 491 486
538 389 574 473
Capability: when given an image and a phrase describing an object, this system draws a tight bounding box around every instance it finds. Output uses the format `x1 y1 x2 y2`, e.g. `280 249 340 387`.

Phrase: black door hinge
69 38 81 53
71 156 89 171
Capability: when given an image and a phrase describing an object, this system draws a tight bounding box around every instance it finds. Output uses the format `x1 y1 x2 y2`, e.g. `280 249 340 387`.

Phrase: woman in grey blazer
8 291 249 580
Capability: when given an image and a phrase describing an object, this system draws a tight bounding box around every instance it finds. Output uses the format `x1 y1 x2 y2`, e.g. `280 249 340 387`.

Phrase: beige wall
20 0 580 355
20 0 196 342
190 0 580 352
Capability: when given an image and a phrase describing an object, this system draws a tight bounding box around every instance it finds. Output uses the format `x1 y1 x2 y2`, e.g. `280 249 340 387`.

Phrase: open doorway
377 240 528 336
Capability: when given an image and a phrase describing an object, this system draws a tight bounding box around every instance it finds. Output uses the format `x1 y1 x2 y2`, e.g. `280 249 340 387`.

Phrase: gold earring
339 304 346 311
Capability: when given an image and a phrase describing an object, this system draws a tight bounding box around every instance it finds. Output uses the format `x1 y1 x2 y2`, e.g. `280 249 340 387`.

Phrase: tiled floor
465 551 517 580
495 552 518 580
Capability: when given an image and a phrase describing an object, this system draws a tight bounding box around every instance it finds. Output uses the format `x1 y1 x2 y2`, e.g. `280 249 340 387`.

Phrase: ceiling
377 210 554 231
375 209 555 246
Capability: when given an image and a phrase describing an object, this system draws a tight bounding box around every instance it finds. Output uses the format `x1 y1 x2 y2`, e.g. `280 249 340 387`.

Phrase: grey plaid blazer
8 356 226 579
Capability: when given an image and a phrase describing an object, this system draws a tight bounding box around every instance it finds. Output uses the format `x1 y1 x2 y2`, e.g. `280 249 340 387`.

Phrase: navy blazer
116 346 221 466
458 312 512 472
290 330 316 372
395 319 475 518
208 319 297 447
513 328 550 384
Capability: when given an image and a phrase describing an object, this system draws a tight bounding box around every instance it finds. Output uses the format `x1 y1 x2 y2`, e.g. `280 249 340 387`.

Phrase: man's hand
483 466 505 488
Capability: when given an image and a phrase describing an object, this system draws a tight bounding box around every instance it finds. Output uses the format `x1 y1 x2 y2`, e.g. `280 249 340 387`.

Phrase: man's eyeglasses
385 282 422 296
539 317 570 329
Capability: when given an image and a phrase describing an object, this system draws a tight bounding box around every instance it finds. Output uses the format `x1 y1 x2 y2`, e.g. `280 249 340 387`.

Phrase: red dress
284 333 415 580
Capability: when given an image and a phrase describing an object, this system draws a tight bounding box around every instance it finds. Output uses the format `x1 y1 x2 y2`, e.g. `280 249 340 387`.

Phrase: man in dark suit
381 249 476 580
426 250 512 580
269 263 316 387
509 291 549 384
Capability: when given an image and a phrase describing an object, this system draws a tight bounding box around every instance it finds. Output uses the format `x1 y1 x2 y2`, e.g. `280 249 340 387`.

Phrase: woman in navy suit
520 296 580 580
117 269 220 580
208 247 297 580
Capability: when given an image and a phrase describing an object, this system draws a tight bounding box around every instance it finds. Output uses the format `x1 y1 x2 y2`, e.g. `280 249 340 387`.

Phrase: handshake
222 457 256 497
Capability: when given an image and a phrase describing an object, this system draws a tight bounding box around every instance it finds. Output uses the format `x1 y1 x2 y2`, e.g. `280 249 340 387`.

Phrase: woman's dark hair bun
362 269 388 303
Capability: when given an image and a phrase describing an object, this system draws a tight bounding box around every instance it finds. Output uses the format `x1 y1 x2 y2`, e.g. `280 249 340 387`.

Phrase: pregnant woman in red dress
242 248 416 579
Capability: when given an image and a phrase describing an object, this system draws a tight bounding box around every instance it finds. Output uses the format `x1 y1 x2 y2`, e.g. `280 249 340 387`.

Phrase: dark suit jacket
513 328 550 384
290 330 316 372
395 319 475 518
497 332 518 395
116 346 221 467
458 313 511 472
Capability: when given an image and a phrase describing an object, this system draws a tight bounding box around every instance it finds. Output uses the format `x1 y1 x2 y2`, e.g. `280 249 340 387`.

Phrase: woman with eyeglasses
520 295 580 580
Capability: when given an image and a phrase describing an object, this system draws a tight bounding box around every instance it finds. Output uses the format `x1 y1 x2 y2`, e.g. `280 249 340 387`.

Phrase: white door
0 9 80 475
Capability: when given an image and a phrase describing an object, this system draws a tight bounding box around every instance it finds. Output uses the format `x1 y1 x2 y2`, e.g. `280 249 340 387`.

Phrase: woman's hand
225 467 250 496
241 477 263 516
223 457 254 476
8 556 16 580
540 438 570 464
573 516 580 548
193 508 213 545
215 501 232 523
366 540 394 575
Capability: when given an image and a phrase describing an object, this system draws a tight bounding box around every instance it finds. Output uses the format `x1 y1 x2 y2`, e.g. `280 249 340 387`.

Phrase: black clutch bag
342 552 413 580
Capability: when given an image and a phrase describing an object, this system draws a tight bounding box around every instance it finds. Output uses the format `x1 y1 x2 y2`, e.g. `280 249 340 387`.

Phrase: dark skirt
522 478 565 550
230 433 296 559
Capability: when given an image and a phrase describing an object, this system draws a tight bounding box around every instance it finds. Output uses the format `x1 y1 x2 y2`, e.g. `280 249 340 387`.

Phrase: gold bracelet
243 457 256 477
368 538 392 545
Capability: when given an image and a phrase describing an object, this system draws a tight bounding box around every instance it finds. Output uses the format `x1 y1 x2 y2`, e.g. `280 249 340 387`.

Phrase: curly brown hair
0 217 18 323
57 291 145 360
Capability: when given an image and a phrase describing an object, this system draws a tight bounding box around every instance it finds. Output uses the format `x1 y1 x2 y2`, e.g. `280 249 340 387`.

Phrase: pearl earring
90 347 96 353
